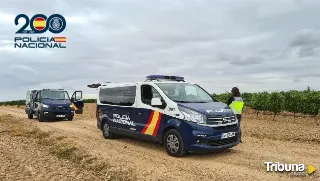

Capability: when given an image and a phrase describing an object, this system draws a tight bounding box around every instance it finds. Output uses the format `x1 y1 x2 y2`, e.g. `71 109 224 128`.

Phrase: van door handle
112 108 117 111
138 112 145 115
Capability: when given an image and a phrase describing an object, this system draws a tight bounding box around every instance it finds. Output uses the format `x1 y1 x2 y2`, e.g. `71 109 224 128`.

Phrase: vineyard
213 87 320 122
1 88 319 122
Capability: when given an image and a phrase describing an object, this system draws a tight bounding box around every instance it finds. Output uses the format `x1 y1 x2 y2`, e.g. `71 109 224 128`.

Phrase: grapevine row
212 88 320 122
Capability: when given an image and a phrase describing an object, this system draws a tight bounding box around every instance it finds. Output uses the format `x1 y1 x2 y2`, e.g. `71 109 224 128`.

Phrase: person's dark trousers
236 114 242 143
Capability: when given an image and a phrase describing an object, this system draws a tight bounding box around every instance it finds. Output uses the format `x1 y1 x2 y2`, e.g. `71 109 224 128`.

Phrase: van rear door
71 91 84 114
25 91 31 114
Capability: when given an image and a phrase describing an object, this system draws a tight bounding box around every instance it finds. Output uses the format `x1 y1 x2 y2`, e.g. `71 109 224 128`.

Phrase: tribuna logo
264 162 305 172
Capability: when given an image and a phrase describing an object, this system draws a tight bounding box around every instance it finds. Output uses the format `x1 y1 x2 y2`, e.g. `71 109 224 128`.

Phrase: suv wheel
28 111 33 119
67 116 73 121
102 121 114 139
38 111 44 122
164 129 186 157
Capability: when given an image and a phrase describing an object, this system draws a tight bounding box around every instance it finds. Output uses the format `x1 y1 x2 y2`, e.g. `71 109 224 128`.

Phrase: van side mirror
151 98 162 106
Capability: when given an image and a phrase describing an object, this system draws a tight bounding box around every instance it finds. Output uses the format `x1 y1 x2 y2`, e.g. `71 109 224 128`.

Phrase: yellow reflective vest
229 97 244 114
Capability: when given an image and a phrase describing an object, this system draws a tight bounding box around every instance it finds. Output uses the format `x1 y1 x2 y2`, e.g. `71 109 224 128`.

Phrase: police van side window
141 84 166 109
99 88 116 105
99 86 136 106
122 86 136 106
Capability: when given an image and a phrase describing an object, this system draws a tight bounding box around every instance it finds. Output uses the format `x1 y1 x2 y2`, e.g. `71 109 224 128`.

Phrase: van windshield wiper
173 100 193 103
42 98 54 100
173 100 211 103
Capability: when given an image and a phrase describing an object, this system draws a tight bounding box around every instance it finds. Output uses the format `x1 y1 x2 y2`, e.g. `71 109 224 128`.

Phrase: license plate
56 115 65 118
221 132 235 139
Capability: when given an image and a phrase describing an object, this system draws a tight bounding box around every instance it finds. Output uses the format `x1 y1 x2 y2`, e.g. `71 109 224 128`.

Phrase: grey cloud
293 79 300 83
1 0 320 100
290 29 320 47
229 56 264 66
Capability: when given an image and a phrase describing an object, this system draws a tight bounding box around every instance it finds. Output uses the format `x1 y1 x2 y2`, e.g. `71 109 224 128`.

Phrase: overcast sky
0 0 320 101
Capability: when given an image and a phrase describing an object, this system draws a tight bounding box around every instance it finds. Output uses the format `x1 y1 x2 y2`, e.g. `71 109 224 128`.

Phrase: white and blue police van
90 75 240 157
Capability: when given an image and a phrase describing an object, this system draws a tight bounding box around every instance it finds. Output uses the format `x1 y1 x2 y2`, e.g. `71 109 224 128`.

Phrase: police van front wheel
164 129 186 157
102 121 115 139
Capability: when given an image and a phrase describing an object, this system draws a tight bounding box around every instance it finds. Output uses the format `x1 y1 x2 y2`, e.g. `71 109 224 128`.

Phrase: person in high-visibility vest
227 87 244 143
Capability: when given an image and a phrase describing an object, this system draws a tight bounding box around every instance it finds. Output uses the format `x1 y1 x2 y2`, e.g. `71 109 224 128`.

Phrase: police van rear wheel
164 129 186 157
102 121 114 139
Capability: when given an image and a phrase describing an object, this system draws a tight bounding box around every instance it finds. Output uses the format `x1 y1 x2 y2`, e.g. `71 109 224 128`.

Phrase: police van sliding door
108 86 137 135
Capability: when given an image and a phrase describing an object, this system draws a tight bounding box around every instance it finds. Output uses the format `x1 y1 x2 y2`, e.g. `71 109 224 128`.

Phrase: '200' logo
15 14 66 34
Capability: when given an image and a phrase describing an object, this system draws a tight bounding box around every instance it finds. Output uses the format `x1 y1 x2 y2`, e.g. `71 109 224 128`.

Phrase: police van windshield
41 91 70 100
155 83 218 103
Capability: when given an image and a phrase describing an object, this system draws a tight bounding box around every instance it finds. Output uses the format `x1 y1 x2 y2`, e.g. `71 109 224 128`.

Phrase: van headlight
41 104 49 108
178 106 206 124
70 104 73 108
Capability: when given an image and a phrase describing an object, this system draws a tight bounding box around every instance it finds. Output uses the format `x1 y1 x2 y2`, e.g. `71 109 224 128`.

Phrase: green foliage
0 100 25 106
241 92 253 107
251 92 269 112
268 92 283 119
212 93 231 104
83 99 96 103
282 90 302 117
211 89 320 121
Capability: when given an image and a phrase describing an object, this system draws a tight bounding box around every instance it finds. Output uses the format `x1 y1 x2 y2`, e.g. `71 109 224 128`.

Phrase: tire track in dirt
0 107 319 181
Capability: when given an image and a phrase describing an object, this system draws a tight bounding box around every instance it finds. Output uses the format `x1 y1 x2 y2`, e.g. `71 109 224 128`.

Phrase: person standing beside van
227 87 244 143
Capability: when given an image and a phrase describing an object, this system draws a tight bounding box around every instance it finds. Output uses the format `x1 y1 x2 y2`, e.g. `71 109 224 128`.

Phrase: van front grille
206 115 237 125
50 107 68 110
208 137 238 146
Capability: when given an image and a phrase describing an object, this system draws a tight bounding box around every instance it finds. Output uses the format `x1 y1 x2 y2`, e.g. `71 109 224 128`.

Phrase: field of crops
214 88 320 121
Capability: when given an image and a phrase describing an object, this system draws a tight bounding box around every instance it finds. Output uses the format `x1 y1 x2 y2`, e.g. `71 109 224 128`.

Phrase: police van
25 89 84 121
90 75 240 157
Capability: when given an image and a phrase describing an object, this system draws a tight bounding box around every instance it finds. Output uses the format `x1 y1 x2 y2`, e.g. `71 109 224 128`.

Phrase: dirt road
0 106 319 181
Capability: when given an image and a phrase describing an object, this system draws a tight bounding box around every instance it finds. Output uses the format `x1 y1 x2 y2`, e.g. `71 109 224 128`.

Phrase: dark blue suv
25 89 84 122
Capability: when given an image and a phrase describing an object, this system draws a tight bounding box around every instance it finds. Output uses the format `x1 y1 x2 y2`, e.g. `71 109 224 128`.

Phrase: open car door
71 91 84 114
25 91 31 114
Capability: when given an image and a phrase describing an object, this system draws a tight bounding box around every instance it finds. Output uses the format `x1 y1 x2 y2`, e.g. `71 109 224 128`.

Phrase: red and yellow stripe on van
141 110 162 136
